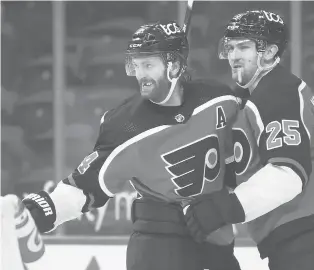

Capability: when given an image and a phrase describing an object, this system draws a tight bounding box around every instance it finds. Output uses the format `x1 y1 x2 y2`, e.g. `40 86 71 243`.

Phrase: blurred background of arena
1 1 313 269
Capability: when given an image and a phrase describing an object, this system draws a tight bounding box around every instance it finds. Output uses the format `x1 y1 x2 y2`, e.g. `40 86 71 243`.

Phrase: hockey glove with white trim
22 191 56 233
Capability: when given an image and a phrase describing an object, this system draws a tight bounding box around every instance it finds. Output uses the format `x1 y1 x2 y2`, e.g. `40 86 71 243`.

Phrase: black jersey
233 65 314 245
62 80 240 212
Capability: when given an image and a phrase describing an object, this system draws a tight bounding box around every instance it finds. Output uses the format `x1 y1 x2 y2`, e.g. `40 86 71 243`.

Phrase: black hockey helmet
219 10 288 59
125 21 189 76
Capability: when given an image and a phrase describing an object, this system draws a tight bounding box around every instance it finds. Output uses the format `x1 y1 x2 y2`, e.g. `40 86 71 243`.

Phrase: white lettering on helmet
234 13 244 20
227 25 239 30
160 23 181 36
130 43 142 48
263 11 284 24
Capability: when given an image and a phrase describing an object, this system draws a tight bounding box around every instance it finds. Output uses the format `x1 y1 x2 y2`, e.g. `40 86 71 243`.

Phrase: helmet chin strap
152 62 181 105
236 53 280 90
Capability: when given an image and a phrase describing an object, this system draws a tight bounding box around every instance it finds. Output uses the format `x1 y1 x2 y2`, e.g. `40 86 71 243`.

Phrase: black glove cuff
23 191 56 233
217 191 245 224
230 193 245 223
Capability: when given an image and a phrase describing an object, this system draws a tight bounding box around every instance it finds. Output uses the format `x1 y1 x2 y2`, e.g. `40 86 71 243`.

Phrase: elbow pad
22 191 56 233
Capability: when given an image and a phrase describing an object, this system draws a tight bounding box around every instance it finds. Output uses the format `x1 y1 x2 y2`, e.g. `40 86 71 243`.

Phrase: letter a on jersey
216 106 227 129
161 135 220 197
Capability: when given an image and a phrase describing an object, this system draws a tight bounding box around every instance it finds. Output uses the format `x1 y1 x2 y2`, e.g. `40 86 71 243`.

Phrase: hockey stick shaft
182 0 194 34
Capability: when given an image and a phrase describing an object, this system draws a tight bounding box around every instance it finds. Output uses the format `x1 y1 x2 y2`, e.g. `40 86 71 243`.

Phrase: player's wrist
209 188 245 225
226 193 246 224
23 191 56 233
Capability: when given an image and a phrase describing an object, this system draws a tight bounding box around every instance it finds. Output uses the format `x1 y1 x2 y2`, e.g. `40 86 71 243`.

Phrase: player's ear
170 60 181 78
264 44 279 61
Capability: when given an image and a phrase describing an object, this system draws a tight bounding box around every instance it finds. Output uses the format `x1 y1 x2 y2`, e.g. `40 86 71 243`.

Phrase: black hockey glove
23 191 56 233
183 188 245 243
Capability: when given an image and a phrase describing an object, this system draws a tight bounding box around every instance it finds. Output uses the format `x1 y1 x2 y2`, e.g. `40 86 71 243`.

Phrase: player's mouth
232 64 243 69
142 82 153 87
141 82 154 94
231 65 243 74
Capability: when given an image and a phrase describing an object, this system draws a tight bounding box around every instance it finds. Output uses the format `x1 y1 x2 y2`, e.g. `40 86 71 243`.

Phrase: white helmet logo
130 43 142 48
263 11 284 24
160 23 181 36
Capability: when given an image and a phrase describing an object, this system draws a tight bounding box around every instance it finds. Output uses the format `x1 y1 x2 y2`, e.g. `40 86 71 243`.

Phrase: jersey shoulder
184 79 240 130
249 65 303 121
185 78 235 100
97 93 142 146
102 93 141 124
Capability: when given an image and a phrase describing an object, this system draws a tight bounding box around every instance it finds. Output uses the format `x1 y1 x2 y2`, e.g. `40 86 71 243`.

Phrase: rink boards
24 236 269 270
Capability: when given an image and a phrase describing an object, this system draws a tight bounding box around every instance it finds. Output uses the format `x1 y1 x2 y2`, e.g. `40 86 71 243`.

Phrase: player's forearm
234 163 303 223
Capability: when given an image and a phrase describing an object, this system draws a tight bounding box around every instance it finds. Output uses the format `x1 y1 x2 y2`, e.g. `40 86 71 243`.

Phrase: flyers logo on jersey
161 135 221 197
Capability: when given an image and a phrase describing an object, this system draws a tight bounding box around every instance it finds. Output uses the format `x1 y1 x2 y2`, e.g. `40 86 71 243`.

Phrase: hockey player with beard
21 21 242 270
183 10 314 270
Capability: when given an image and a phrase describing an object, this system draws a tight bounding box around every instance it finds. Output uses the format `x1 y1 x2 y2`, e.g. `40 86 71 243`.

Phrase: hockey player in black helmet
125 21 242 270
125 21 190 105
218 9 288 90
21 20 242 270
184 10 314 270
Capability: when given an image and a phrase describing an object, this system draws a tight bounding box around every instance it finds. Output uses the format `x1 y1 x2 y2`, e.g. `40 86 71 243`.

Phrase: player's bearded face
226 39 259 85
133 55 171 102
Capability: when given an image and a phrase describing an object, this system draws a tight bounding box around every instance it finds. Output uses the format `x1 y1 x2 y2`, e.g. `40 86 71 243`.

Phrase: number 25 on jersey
266 120 301 150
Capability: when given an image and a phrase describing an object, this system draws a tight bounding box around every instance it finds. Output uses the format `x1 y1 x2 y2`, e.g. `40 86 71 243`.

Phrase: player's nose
230 46 245 61
228 49 239 61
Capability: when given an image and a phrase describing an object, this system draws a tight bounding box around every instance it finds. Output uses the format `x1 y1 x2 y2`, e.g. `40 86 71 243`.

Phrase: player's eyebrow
133 58 157 67
141 59 154 65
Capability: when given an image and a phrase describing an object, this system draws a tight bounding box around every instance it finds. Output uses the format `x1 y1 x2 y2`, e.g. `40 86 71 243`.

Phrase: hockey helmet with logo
125 21 189 76
218 10 288 59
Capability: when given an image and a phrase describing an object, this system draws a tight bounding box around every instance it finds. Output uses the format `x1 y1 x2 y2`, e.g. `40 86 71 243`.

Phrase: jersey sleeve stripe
245 101 265 146
100 111 109 124
98 125 171 197
67 173 78 188
268 157 308 185
85 193 96 212
192 95 238 116
298 81 311 142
